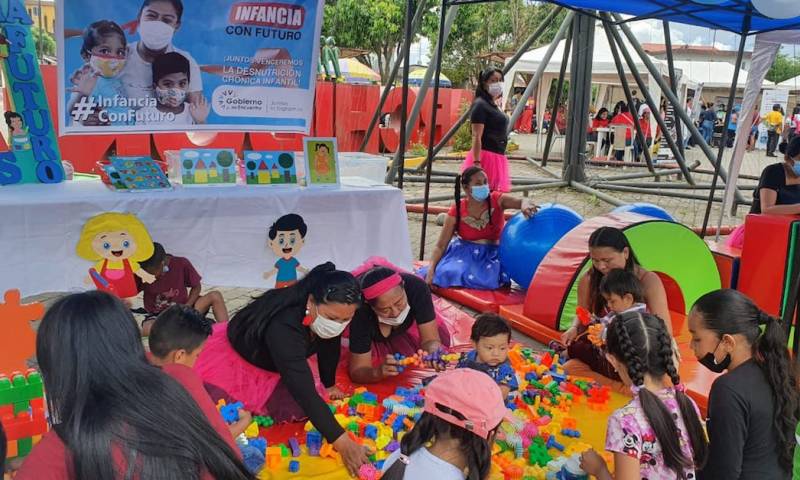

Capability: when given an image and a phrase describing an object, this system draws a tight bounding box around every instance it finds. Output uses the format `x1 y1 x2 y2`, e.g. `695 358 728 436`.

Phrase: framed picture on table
302 138 340 187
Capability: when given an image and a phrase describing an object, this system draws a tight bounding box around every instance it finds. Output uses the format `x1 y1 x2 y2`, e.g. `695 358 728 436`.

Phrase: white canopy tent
672 60 752 89
503 25 687 142
717 30 800 236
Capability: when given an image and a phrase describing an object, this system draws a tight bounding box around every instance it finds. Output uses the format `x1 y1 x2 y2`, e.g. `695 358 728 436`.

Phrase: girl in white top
381 369 510 480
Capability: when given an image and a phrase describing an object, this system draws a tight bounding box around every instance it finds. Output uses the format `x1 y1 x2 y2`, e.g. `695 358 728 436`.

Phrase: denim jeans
700 120 714 144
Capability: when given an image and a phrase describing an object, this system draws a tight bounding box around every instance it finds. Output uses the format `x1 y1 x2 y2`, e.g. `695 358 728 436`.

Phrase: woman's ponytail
754 312 799 471
693 289 800 473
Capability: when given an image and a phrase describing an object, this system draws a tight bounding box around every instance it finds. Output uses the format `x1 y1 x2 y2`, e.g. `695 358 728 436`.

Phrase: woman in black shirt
195 262 370 476
462 67 511 192
347 266 450 383
751 137 800 214
688 289 799 479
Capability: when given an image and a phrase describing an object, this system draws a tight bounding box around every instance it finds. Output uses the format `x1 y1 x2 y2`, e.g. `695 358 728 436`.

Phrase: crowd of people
3 67 800 480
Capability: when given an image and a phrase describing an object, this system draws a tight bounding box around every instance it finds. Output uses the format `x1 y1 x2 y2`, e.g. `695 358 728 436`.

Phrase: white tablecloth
0 180 412 296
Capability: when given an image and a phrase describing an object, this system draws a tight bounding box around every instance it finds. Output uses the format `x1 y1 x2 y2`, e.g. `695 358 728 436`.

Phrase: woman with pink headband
348 266 451 383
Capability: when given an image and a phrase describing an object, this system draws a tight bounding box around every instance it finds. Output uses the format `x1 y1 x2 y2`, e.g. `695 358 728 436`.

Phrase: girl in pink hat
382 369 510 480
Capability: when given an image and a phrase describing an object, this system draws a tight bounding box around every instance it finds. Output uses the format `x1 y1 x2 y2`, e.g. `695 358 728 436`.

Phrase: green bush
409 142 428 157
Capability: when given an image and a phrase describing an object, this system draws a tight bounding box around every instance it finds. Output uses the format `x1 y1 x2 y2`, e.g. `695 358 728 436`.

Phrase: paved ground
23 132 773 349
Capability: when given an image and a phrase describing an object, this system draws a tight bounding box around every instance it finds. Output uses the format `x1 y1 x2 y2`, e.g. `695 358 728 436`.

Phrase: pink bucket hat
423 369 512 439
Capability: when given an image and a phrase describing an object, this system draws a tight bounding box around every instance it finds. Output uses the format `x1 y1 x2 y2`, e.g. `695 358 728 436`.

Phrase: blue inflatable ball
612 203 675 222
499 203 583 289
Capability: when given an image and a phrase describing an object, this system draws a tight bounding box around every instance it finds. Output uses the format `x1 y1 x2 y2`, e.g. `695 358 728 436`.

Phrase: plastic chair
607 124 633 162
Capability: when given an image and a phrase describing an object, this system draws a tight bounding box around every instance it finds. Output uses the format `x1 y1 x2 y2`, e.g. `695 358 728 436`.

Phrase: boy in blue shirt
263 214 309 288
457 313 518 400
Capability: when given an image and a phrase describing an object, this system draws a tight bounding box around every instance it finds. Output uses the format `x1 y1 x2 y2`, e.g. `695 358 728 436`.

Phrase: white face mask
139 20 175 51
310 313 349 339
488 82 504 98
378 303 411 327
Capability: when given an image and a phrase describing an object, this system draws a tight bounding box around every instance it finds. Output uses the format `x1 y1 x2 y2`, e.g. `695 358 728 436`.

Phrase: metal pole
600 181 757 190
602 21 656 174
542 25 573 167
417 6 565 164
396 0 418 189
419 0 449 260
610 13 744 201
563 13 594 182
663 21 685 159
594 183 752 205
597 160 700 182
604 19 690 182
387 4 460 184
360 0 427 153
406 180 568 204
507 12 575 135
701 18 750 237
570 181 626 206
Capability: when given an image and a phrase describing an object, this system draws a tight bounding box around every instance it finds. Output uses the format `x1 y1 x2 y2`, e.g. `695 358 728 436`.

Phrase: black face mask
699 339 731 373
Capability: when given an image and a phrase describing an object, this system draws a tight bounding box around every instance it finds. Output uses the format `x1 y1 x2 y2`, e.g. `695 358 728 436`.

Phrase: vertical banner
757 89 789 150
57 0 324 134
0 0 65 185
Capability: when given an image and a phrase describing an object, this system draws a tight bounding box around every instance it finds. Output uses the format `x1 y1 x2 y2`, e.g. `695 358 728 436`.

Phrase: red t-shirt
140 256 202 314
447 191 505 242
590 118 610 132
16 364 237 480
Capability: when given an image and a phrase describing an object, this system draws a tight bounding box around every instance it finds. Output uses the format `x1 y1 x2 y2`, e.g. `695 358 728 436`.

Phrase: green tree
31 26 56 58
422 2 565 86
766 53 800 84
322 0 431 82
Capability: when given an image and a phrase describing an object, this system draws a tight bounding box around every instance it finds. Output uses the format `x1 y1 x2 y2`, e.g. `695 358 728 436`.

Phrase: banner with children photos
56 0 324 134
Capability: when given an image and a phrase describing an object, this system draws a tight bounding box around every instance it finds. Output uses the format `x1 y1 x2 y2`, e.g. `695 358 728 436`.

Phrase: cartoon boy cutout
76 212 157 299
263 213 309 288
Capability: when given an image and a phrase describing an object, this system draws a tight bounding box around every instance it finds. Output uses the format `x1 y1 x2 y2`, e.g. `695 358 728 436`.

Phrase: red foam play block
707 240 741 290
433 286 526 314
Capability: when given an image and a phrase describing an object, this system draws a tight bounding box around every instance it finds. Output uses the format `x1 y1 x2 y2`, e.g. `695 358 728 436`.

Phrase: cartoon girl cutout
76 212 157 299
5 111 37 183
313 143 331 182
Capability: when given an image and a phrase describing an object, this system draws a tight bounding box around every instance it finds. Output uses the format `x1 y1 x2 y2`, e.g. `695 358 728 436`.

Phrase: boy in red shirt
138 243 228 335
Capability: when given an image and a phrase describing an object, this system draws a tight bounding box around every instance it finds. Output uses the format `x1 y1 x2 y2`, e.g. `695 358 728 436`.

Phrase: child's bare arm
228 409 252 438
297 265 309 274
186 285 201 307
500 384 511 398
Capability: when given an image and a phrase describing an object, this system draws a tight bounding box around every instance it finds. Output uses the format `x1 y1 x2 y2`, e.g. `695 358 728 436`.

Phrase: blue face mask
792 162 800 176
470 184 490 201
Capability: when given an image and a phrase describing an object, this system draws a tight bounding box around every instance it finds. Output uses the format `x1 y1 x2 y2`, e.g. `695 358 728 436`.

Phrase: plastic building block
289 437 301 457
358 463 379 480
364 424 378 440
306 430 322 456
240 444 265 474
254 415 274 427
220 401 243 423
249 437 267 455
0 369 44 406
561 428 581 438
288 460 300 473
319 443 336 459
546 435 564 452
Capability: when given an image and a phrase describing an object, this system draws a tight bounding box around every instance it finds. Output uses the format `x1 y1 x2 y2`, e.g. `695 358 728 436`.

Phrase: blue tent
540 0 800 34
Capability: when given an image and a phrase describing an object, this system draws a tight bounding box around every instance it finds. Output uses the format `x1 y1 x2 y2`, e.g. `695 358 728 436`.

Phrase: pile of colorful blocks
0 369 47 461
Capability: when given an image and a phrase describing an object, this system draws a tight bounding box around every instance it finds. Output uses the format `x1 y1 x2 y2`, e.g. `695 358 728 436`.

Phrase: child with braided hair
580 311 707 480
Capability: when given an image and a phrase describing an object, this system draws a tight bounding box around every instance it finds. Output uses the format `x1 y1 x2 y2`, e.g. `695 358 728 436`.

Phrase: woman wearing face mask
561 226 671 394
348 265 452 383
726 137 800 249
689 289 799 479
422 166 537 290
461 68 511 192
194 262 370 476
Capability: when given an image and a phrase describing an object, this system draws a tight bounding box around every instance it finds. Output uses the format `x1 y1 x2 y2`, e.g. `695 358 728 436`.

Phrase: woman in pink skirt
194 262 370 476
462 67 511 192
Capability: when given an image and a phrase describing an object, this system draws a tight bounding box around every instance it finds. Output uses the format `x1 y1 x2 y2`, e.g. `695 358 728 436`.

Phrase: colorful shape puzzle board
244 151 297 186
180 149 238 185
